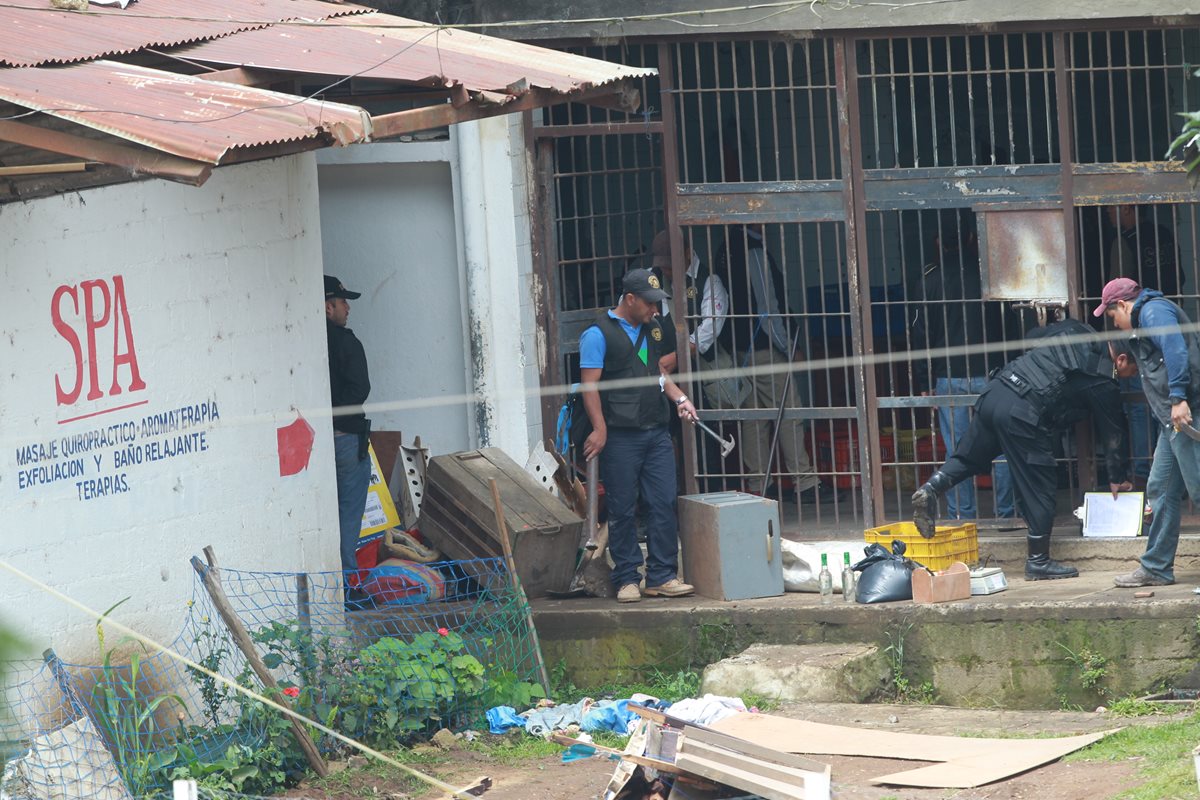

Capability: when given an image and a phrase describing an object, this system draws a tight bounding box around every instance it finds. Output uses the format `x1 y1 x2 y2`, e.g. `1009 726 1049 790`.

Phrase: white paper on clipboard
1081 492 1145 537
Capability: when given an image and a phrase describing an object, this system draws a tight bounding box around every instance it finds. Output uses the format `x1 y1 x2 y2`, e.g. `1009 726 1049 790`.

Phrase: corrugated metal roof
176 12 655 94
0 0 371 68
0 60 370 163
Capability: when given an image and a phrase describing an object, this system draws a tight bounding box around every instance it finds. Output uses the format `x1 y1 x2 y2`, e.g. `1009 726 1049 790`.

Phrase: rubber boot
1024 533 1078 581
911 470 954 539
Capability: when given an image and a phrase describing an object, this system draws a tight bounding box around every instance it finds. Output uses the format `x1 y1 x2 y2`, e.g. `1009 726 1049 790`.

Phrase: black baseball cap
324 275 361 300
622 268 670 302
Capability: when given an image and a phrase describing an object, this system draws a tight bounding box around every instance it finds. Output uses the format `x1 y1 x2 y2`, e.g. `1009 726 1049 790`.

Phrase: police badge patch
651 327 663 341
687 286 698 299
648 274 661 289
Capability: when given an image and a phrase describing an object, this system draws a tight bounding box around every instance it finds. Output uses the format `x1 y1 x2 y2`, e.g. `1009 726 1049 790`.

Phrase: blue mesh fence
1 557 543 799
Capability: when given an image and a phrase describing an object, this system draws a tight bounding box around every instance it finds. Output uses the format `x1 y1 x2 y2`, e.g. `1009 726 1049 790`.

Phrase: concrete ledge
532 569 1200 709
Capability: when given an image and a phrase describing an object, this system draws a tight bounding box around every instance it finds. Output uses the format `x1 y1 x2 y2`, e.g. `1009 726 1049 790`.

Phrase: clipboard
1081 492 1145 538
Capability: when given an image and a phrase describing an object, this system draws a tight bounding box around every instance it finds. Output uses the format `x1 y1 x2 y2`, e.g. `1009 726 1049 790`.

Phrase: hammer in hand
692 418 735 458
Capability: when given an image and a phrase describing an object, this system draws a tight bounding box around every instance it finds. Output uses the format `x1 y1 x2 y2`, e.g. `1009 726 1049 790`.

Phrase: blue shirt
579 310 643 369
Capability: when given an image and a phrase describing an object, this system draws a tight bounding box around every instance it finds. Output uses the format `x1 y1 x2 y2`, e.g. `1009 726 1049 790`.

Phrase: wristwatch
675 395 688 407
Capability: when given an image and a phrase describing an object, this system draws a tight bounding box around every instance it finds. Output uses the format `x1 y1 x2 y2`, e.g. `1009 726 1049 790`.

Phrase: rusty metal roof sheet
0 0 371 68
176 12 655 94
0 60 370 163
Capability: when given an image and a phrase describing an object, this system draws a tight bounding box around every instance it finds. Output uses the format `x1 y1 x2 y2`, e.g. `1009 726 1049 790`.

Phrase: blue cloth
334 433 371 579
1134 290 1192 403
581 699 638 734
935 376 1014 519
1139 427 1200 581
601 427 679 589
525 698 590 737
578 310 642 369
486 706 525 734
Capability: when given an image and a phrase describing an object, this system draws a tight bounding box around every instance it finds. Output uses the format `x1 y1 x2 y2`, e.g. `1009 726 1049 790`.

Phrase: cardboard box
912 561 971 604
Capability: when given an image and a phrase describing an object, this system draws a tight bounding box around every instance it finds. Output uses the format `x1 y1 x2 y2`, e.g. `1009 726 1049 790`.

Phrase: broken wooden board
675 738 830 800
711 712 1116 788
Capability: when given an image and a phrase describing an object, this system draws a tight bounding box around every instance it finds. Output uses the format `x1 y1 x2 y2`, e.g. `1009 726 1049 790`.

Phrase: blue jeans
334 432 371 580
600 427 679 589
1139 426 1200 581
1121 376 1155 481
935 377 1014 519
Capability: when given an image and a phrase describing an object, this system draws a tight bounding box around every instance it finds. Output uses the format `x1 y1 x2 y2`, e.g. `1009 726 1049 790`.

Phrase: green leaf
262 653 283 669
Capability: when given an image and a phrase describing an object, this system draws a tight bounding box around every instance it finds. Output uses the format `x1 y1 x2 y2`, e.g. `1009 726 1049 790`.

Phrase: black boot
911 470 954 539
1024 534 1078 581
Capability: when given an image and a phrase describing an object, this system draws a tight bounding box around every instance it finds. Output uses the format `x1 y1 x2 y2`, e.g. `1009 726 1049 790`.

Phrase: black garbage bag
851 540 919 603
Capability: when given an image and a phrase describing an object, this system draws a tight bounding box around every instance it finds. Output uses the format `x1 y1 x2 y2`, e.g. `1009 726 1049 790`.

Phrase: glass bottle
841 552 856 602
818 553 833 605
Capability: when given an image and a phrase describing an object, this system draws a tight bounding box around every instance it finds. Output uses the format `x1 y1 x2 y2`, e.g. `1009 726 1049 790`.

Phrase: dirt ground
288 701 1182 799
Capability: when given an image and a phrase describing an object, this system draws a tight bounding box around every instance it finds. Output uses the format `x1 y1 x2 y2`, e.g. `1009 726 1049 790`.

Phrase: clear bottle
841 552 856 602
818 553 833 605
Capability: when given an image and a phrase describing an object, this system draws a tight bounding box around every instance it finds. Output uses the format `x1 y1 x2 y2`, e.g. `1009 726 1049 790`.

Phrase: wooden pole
487 478 552 694
190 546 329 778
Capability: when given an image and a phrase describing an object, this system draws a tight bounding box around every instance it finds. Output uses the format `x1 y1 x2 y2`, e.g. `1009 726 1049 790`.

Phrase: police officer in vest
911 319 1135 580
579 269 698 603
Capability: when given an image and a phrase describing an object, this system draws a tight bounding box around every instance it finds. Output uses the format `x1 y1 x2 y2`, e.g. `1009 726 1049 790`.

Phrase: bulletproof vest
994 319 1108 428
1129 296 1200 427
715 230 789 356
595 313 670 430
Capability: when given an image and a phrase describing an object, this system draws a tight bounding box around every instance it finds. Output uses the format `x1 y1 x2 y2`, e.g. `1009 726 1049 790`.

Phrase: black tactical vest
594 313 670 430
993 319 1109 428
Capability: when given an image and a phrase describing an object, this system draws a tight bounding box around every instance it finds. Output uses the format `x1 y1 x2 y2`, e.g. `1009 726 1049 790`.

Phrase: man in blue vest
579 269 697 603
1097 277 1200 588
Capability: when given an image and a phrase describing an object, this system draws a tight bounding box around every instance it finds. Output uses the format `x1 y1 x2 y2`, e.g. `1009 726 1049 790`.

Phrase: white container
969 566 1008 595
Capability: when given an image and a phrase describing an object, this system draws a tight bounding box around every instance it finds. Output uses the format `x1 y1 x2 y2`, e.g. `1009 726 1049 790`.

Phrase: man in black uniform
325 275 373 608
579 269 697 603
911 319 1135 580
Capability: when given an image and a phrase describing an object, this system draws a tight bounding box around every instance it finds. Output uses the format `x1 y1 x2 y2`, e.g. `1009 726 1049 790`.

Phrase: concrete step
975 532 1200 572
701 643 889 704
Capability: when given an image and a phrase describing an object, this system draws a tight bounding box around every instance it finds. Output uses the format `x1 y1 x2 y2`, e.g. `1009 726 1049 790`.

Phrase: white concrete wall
316 125 543 465
0 156 339 659
316 145 474 455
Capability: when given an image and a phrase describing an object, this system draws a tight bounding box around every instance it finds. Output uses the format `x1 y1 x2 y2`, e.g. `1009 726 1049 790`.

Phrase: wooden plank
674 751 806 800
685 725 830 774
0 119 211 184
679 739 828 795
191 547 328 778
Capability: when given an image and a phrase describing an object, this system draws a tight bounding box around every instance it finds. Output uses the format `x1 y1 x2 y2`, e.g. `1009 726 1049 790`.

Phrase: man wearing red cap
1096 277 1200 587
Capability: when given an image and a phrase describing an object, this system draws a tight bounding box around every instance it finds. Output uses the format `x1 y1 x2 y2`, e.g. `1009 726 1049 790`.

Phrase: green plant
481 668 546 710
333 629 485 747
1106 696 1171 717
1070 709 1200 799
89 599 186 796
1058 643 1110 699
882 622 937 704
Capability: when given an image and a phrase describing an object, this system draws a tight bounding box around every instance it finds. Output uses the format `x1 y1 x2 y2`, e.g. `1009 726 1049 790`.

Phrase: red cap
1092 277 1141 317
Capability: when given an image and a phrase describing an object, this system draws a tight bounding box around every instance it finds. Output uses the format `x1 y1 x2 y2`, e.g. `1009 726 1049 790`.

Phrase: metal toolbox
417 448 582 598
677 491 784 601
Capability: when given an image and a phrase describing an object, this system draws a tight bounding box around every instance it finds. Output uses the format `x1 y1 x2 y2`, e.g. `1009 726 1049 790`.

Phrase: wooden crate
418 448 582 598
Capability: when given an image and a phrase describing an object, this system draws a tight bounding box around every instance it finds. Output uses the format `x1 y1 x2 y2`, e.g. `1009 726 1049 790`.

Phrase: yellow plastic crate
864 520 979 571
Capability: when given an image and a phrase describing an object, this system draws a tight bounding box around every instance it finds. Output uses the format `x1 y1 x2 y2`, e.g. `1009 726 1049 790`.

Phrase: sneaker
616 583 642 603
1113 566 1173 588
643 578 695 598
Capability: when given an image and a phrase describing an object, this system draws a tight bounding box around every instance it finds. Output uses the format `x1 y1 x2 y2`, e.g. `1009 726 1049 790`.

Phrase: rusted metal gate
533 25 1200 530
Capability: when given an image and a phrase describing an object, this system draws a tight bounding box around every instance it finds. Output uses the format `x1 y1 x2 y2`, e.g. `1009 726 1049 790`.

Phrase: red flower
282 686 300 698
437 627 450 636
